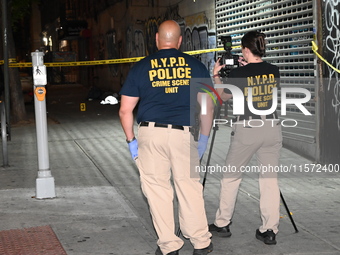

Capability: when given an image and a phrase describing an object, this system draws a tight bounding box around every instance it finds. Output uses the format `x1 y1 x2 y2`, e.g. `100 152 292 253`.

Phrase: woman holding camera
210 31 282 245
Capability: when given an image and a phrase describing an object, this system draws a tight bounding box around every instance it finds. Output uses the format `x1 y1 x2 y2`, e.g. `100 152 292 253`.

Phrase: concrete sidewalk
0 84 339 255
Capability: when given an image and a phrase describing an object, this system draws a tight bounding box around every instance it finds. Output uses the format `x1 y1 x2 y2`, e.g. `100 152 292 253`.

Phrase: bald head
156 20 182 50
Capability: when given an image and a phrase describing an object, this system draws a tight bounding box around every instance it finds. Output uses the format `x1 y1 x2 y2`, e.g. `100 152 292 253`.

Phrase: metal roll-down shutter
215 0 316 158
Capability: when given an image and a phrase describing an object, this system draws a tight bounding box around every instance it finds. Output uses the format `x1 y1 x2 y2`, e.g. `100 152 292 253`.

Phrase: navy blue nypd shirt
120 48 213 126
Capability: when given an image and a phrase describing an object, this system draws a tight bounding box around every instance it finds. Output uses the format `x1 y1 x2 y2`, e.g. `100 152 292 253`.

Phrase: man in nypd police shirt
119 20 214 255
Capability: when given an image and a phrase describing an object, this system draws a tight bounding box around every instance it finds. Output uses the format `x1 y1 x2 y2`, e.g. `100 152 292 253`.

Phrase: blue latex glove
198 134 209 159
128 139 138 160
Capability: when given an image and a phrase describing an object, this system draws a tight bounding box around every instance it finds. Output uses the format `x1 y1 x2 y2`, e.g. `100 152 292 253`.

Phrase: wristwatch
126 137 136 143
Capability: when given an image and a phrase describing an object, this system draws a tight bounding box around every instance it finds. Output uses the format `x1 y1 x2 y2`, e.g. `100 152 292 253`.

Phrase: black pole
202 104 222 188
280 191 299 233
1 0 9 166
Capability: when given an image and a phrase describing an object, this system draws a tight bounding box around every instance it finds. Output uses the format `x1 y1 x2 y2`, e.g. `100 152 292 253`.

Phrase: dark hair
241 31 266 57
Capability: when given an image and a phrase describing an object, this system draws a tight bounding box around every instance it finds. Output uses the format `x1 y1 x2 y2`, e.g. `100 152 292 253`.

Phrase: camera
218 35 239 78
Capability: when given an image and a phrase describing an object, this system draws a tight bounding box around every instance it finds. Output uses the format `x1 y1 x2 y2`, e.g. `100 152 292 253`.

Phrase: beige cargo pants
214 119 282 234
136 122 211 254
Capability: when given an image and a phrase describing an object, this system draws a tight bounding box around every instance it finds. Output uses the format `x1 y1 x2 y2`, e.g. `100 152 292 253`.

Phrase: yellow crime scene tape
311 41 340 74
0 47 225 68
1 42 338 73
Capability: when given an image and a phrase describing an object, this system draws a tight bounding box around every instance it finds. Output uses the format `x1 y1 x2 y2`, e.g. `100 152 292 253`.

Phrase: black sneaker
155 247 179 255
193 242 213 255
255 229 277 245
209 223 232 237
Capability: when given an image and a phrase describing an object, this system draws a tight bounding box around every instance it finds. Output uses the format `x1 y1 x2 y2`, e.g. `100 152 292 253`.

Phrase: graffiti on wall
123 11 216 71
144 18 160 55
103 5 216 77
324 0 340 129
180 13 216 72
126 27 146 59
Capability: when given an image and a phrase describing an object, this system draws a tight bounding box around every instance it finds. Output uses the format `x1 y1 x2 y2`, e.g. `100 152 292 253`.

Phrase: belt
140 121 185 130
235 113 278 121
